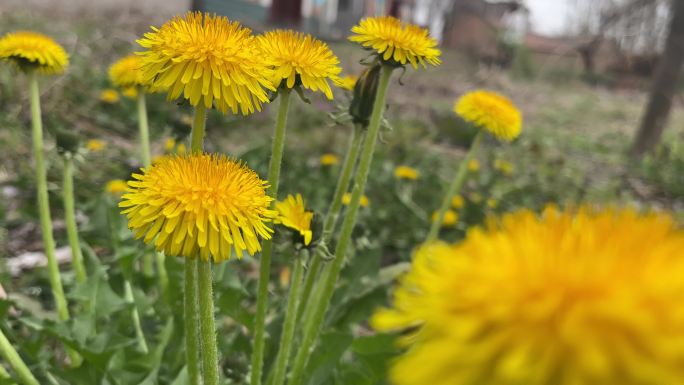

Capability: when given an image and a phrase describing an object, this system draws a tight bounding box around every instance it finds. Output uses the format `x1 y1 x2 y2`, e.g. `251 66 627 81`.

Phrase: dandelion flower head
275 194 313 246
455 90 522 142
99 89 120 104
373 206 684 385
394 165 419 180
349 16 441 69
0 31 68 74
109 54 146 89
136 12 274 115
105 179 128 195
258 30 341 99
86 139 106 152
120 154 276 262
338 75 357 91
342 193 369 208
320 153 340 166
431 209 457 227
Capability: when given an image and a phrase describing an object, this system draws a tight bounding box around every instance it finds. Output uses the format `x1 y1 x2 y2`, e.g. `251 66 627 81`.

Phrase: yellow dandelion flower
431 209 457 227
342 193 369 208
108 54 145 89
349 16 441 69
451 194 464 209
164 138 176 152
468 192 482 204
119 154 276 262
122 87 139 99
494 159 515 175
0 31 68 74
86 139 106 152
176 143 187 155
275 194 313 246
105 179 128 195
467 159 479 172
373 206 684 385
99 89 120 104
137 12 273 115
258 30 341 99
486 198 498 208
455 90 522 142
394 165 419 180
279 266 291 289
319 153 340 166
338 75 357 91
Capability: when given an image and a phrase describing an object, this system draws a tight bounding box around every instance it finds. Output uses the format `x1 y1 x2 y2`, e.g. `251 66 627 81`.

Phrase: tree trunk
631 0 684 157
269 0 302 27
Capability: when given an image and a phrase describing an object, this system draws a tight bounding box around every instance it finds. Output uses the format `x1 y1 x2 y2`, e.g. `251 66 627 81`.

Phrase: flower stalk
136 89 154 277
297 124 363 321
425 131 483 242
123 281 149 353
250 88 291 385
0 328 39 385
62 156 87 284
197 260 219 385
287 65 394 385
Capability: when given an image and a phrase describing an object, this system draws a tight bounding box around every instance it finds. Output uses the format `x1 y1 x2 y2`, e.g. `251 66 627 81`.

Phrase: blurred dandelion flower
455 90 522 142
373 206 684 385
86 139 106 152
342 193 369 207
99 89 119 104
338 75 357 91
108 55 145 89
176 143 187 155
431 209 457 227
319 153 340 166
137 12 273 115
119 154 276 262
0 31 68 74
275 194 313 246
105 179 128 195
279 266 291 289
494 159 515 175
486 198 498 209
122 87 138 99
164 138 176 152
468 192 482 204
467 159 479 172
258 30 341 99
349 16 441 69
451 195 464 209
394 165 419 180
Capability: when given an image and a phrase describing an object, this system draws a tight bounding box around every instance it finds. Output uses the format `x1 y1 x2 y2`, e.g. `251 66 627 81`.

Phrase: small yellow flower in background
137 12 274 115
122 87 138 99
338 75 357 91
373 206 684 385
342 193 369 208
468 192 482 203
394 165 419 180
119 154 276 262
451 195 464 209
0 31 69 74
486 198 498 209
176 143 187 155
105 179 128 195
279 266 291 289
494 159 515 175
108 55 145 89
319 153 339 166
164 138 176 152
99 89 119 104
431 210 457 227
467 159 479 172
258 30 341 99
275 194 314 246
86 139 106 152
349 16 441 68
152 155 165 164
455 90 522 142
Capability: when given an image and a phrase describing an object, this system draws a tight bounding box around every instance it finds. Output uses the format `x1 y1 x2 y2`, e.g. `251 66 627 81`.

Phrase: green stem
62 156 86 284
0 364 10 381
156 252 169 304
123 280 149 353
198 260 219 385
425 131 483 242
251 89 291 385
271 252 305 385
0 328 39 385
296 124 363 322
185 104 207 385
184 259 201 385
287 65 394 385
28 71 81 366
137 90 155 277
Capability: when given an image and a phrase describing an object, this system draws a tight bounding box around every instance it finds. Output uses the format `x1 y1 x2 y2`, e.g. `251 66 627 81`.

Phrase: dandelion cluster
455 90 522 142
136 12 273 115
258 30 341 99
119 154 276 262
374 206 684 385
349 16 441 68
0 31 68 74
